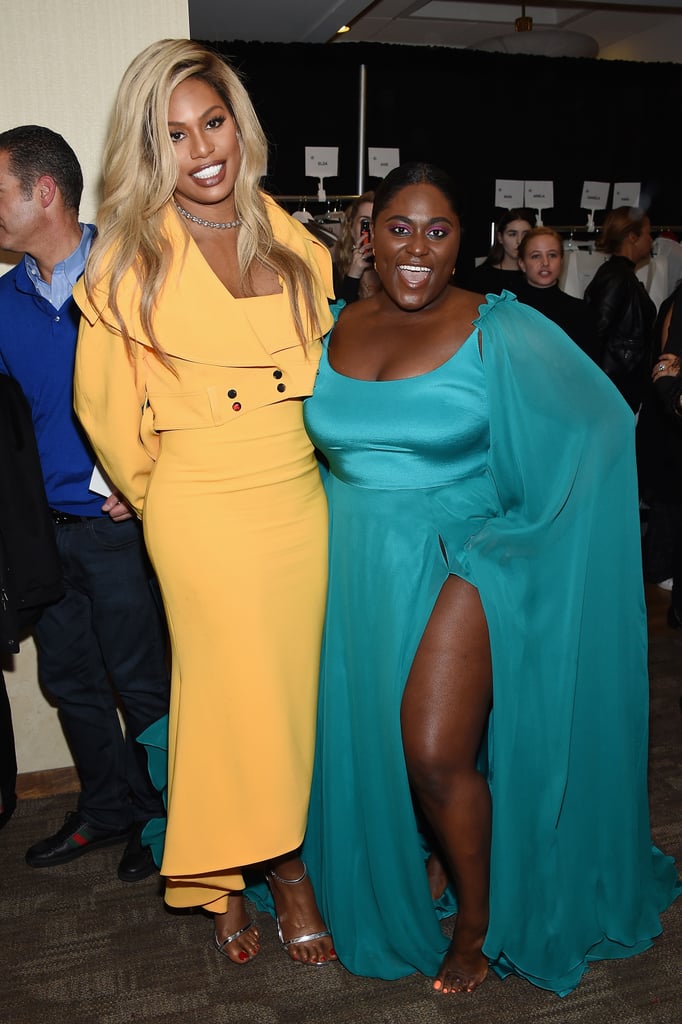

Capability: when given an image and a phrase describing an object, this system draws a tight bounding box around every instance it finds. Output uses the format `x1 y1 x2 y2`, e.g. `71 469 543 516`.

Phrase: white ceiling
189 1 682 62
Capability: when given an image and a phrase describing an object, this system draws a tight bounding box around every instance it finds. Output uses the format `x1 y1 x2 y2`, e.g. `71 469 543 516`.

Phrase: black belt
49 508 98 526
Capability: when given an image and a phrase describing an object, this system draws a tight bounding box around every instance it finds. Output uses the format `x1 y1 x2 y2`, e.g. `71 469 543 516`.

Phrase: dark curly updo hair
372 162 460 221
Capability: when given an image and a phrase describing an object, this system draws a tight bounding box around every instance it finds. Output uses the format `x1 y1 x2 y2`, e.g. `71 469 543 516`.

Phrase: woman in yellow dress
73 38 336 967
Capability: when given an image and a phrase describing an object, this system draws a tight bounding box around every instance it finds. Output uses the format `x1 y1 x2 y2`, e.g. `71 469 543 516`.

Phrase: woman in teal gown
297 163 680 996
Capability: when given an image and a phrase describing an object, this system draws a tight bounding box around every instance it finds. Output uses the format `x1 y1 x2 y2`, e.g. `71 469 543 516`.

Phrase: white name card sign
495 179 524 209
581 181 610 232
368 148 400 179
524 181 554 226
305 146 339 200
581 181 610 209
613 182 641 208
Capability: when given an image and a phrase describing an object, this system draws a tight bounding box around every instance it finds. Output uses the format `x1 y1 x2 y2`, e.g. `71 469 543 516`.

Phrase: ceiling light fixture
515 4 533 33
474 3 599 59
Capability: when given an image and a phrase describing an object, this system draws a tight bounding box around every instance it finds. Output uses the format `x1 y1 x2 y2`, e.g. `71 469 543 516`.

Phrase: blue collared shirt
24 222 95 310
0 222 106 515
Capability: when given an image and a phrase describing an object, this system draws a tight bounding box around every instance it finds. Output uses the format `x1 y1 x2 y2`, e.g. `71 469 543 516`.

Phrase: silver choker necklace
173 200 241 230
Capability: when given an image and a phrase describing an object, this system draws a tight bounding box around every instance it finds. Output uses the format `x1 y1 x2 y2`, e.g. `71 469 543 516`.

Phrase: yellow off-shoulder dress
73 198 334 911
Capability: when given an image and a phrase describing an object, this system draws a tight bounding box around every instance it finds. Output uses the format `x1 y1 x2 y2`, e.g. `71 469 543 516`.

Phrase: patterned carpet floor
2 633 680 1024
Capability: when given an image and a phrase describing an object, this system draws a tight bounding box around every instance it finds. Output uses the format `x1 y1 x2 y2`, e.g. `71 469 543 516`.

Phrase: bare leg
426 850 449 901
214 891 261 964
401 574 492 994
267 852 337 965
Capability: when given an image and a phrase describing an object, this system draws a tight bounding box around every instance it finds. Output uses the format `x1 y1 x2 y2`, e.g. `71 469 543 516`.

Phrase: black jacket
636 286 682 497
584 255 656 410
0 374 63 653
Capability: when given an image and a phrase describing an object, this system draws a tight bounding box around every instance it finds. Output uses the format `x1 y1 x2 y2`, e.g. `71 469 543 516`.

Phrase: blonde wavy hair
333 191 374 280
86 38 325 360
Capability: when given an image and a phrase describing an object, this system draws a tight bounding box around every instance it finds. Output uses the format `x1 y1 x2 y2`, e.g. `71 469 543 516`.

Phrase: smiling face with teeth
373 183 460 313
168 75 241 221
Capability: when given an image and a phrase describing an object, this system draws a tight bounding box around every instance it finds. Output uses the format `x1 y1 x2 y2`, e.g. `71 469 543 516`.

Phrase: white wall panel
1 0 189 773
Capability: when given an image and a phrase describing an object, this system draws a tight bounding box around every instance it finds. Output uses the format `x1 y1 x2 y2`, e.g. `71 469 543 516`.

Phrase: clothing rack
274 195 362 205
273 205 682 234
543 225 682 235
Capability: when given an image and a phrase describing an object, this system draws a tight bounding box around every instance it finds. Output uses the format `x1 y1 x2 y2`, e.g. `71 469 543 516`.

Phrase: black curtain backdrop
207 40 682 272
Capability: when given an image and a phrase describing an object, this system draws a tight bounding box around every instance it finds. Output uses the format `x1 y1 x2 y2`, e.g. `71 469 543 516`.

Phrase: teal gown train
296 291 680 996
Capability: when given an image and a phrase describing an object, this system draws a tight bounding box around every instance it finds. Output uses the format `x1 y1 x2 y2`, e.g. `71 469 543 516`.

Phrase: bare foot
214 893 260 965
432 925 488 994
268 861 337 965
426 852 449 901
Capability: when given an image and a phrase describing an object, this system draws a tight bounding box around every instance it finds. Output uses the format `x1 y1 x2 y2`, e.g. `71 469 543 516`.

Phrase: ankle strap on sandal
268 863 308 885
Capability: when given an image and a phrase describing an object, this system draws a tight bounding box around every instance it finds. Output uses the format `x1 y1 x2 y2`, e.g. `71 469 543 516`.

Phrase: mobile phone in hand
359 217 372 260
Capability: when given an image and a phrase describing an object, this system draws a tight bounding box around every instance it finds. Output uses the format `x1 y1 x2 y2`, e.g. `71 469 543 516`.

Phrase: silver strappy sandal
213 918 258 965
267 863 335 966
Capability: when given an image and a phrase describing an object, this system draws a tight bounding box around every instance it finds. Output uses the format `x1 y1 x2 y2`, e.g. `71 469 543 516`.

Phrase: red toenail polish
238 951 249 961
330 948 337 957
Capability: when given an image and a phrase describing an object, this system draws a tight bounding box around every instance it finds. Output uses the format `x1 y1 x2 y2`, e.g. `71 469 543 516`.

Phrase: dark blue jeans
34 516 169 832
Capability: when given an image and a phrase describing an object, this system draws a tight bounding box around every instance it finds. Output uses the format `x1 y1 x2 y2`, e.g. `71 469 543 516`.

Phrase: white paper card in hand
89 462 114 498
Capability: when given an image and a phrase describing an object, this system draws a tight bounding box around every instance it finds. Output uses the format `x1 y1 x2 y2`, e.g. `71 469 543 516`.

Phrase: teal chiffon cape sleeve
466 294 680 992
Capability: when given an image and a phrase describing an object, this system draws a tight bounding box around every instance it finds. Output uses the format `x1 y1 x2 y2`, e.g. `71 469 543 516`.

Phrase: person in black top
517 227 599 362
0 373 63 829
584 206 656 412
639 282 682 622
461 207 534 296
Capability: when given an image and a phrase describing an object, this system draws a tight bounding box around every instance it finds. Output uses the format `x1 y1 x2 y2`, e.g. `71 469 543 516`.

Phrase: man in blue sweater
0 125 169 881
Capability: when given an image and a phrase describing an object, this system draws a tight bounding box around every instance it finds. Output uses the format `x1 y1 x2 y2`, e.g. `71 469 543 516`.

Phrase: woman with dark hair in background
461 207 534 296
584 205 656 412
299 161 680 997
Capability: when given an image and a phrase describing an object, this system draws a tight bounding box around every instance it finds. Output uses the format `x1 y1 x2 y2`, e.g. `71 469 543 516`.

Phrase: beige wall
1 0 189 774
